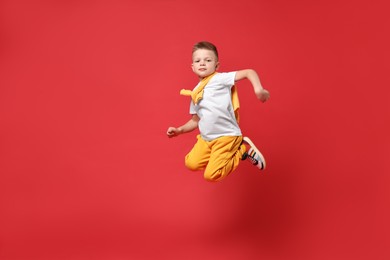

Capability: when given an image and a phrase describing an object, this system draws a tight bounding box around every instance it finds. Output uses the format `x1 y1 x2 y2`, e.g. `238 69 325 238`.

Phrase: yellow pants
185 135 247 182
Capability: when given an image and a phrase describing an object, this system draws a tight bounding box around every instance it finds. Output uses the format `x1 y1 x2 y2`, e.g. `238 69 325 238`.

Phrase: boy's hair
192 41 219 60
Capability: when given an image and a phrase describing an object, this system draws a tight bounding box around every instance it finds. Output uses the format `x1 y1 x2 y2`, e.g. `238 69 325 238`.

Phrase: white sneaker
242 136 266 170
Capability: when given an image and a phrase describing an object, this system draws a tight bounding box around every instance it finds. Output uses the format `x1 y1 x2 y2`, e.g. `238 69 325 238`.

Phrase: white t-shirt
190 72 242 141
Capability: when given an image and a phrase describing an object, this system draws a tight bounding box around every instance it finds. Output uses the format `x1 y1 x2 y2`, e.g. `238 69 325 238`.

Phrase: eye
194 60 200 63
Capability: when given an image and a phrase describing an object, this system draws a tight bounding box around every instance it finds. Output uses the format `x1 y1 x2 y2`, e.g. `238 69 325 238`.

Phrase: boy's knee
204 170 224 182
185 157 202 171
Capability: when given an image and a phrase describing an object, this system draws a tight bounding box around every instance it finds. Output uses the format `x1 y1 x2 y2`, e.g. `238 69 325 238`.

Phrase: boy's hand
256 89 270 103
167 127 182 138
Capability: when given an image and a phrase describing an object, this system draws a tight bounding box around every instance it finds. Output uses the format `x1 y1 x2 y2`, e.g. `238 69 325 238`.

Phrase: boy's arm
235 69 270 102
167 114 199 138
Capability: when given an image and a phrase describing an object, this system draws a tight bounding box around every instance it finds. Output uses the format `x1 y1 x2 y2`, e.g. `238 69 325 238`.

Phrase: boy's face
191 49 219 79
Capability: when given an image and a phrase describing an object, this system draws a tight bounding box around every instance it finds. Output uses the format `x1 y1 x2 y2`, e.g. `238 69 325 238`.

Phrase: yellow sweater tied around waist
180 72 240 123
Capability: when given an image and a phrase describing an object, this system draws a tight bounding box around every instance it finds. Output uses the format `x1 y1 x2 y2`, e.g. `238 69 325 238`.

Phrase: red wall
1 0 389 259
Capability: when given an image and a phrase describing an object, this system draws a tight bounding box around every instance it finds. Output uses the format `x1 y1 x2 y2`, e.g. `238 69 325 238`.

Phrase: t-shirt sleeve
189 100 196 114
219 71 237 87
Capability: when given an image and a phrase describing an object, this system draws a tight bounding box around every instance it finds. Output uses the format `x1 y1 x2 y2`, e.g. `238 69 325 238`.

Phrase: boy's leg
203 136 245 182
185 135 211 171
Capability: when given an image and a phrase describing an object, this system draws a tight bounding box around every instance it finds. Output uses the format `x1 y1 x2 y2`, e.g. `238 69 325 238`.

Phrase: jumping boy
167 41 270 182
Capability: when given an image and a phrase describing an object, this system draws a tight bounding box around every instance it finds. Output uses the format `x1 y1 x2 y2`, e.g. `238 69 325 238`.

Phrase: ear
191 63 195 72
215 61 220 70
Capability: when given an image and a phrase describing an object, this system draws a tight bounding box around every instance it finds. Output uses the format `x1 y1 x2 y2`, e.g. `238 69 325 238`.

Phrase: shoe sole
243 136 266 170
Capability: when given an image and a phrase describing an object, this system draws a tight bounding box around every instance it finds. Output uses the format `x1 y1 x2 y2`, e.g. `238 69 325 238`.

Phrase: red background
1 0 389 259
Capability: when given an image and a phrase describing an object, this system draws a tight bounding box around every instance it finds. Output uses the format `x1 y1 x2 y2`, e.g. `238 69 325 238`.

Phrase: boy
167 41 270 182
